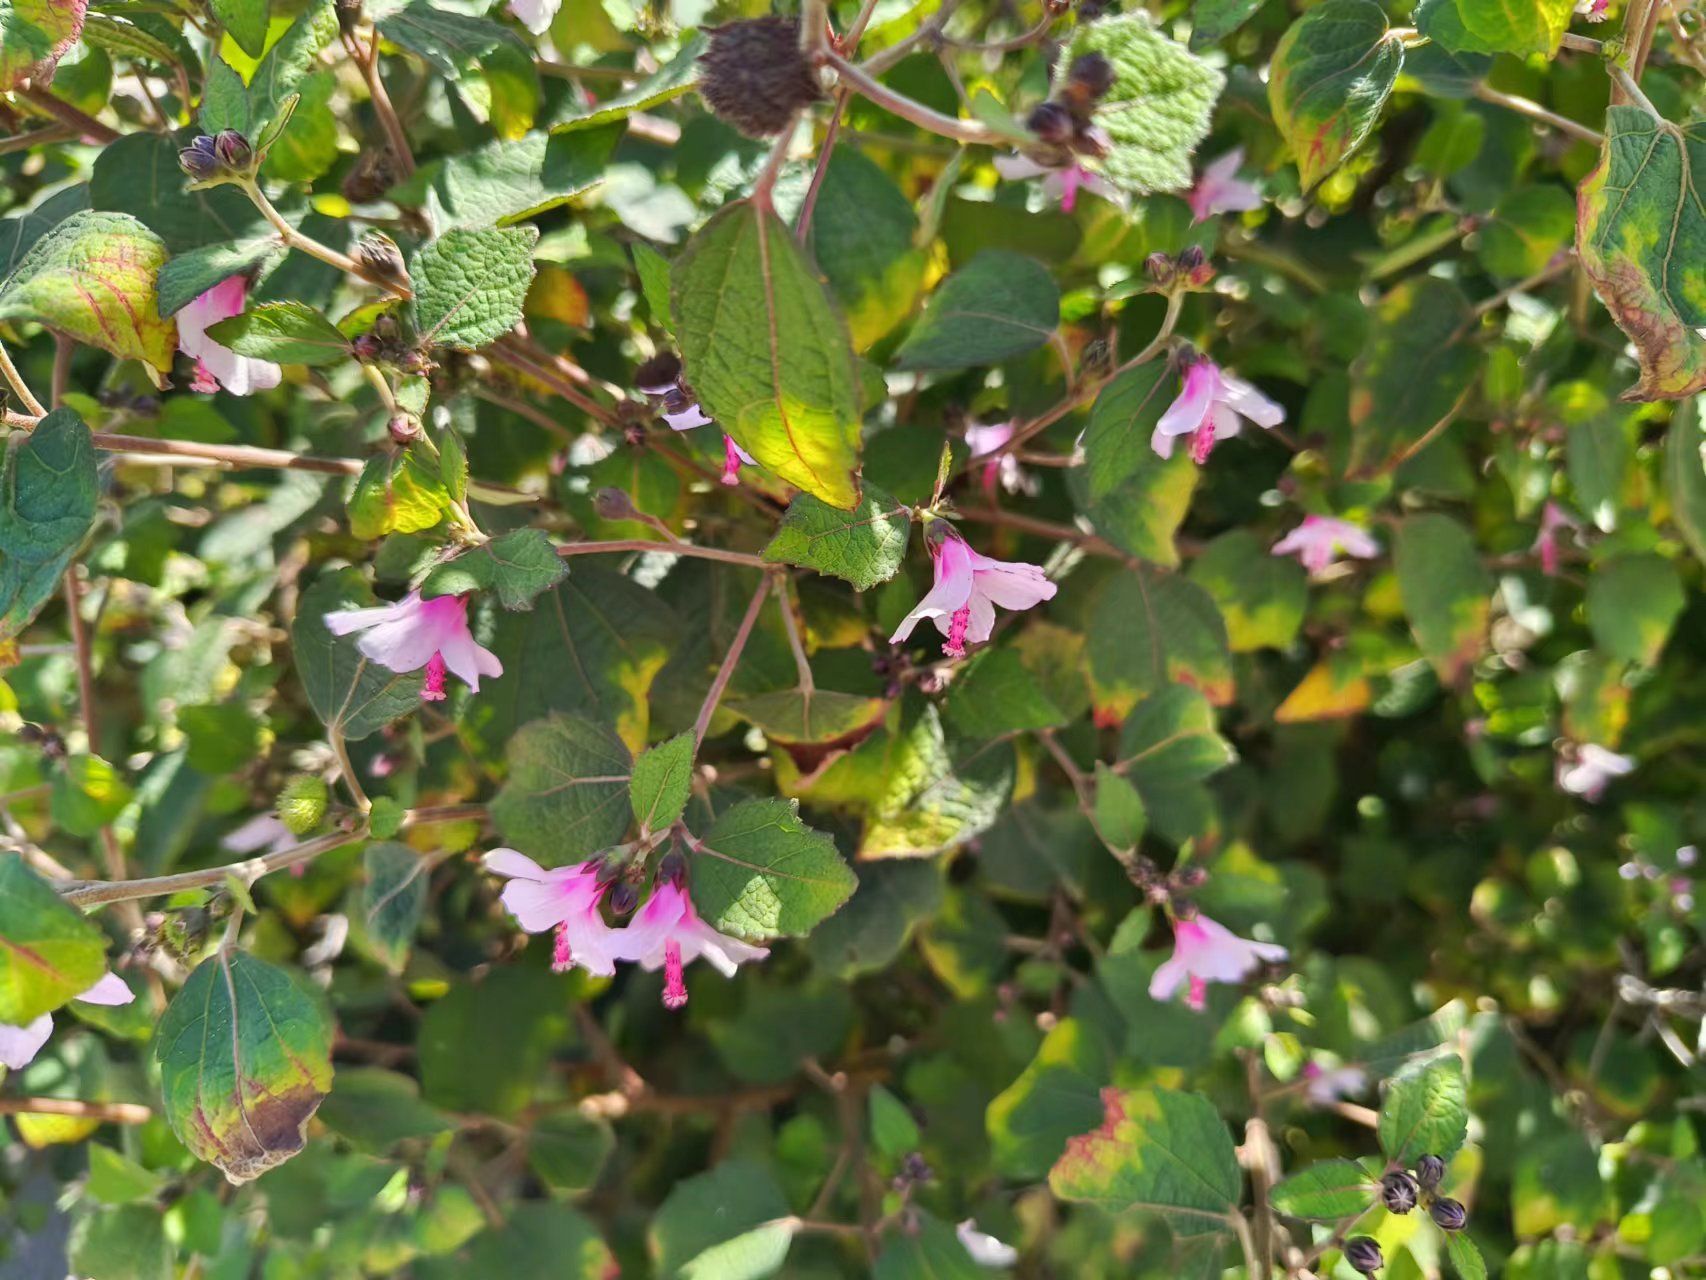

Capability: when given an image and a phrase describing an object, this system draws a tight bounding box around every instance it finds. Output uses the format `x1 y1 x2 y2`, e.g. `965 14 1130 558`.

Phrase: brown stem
92 433 363 475
954 505 1133 564
357 30 416 179
50 334 72 407
0 1097 152 1124
775 576 815 694
692 576 771 749
1471 82 1603 146
823 51 1005 146
795 90 850 245
557 538 774 569
13 86 119 143
59 827 365 907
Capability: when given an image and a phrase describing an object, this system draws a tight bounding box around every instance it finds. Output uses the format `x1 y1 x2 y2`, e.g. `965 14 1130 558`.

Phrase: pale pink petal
966 554 1057 611
1155 362 1217 442
222 813 294 854
663 405 712 431
993 153 1050 181
613 880 690 967
508 0 558 33
964 421 1016 457
890 532 976 642
434 629 503 694
957 1221 1019 1268
1216 372 1286 429
323 599 410 636
959 591 997 646
177 276 282 396
75 973 135 1007
1148 953 1189 1002
483 848 547 881
0 1015 52 1071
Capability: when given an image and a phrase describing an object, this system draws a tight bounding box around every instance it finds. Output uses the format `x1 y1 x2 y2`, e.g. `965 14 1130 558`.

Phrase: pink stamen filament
945 606 971 658
551 922 573 973
662 940 688 1009
720 436 743 486
421 652 448 702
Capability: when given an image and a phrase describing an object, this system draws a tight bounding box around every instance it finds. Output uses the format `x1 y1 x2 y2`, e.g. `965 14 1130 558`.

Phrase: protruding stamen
1190 419 1217 464
421 652 448 702
720 435 743 486
945 606 971 658
551 922 573 973
662 940 688 1009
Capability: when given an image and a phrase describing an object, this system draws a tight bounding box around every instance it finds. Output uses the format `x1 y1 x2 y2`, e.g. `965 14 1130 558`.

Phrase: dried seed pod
698 16 823 138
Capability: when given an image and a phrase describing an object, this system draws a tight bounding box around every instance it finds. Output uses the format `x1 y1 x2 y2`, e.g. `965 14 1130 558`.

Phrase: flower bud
1344 1237 1383 1275
352 333 383 362
593 487 639 521
354 233 408 283
214 129 252 169
1067 52 1115 100
1430 1197 1467 1231
698 16 823 138
387 413 421 444
1144 251 1174 285
634 351 683 394
1414 1154 1446 1191
609 881 639 915
657 850 686 883
1025 100 1076 145
277 774 330 836
1380 1171 1419 1214
178 135 221 181
1178 245 1207 272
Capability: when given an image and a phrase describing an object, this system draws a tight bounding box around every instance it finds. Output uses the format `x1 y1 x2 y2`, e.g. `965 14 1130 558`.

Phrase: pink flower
323 591 502 702
1576 0 1608 20
1149 913 1287 1011
1188 148 1264 223
1556 742 1634 802
964 420 1035 497
956 1220 1019 1268
221 813 295 856
1533 501 1581 577
1272 515 1381 574
483 850 628 977
614 878 768 1009
1302 1061 1369 1105
721 434 756 486
507 0 558 33
0 973 134 1071
890 525 1056 659
993 154 1119 213
1154 357 1285 462
177 276 282 396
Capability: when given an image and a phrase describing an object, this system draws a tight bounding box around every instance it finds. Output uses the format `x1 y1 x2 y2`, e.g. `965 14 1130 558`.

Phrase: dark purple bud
351 334 383 362
1178 245 1207 272
214 129 251 168
657 850 687 884
1068 52 1115 99
387 413 420 444
179 136 220 180
1344 1237 1383 1275
1025 100 1075 145
609 881 639 915
1414 1154 1446 1191
595 856 626 886
1430 1198 1467 1231
593 487 638 520
1144 251 1174 284
634 351 683 393
1381 1171 1419 1214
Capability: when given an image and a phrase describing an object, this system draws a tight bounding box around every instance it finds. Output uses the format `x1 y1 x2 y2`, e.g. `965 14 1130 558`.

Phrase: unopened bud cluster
1351 1153 1466 1272
1144 245 1215 292
179 130 254 183
1025 52 1115 160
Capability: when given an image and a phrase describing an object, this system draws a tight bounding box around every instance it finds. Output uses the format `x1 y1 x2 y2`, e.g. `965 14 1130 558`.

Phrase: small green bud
277 774 330 835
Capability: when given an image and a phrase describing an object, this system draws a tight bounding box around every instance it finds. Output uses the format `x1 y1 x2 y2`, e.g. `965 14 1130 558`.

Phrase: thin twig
1472 82 1603 146
0 1097 152 1124
0 340 46 416
823 51 1005 147
59 827 363 907
775 576 815 694
692 576 771 749
795 89 850 245
557 538 774 569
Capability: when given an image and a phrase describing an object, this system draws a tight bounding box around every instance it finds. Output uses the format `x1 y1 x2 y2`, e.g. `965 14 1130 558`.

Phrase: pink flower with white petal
177 276 282 396
483 850 628 977
1533 501 1581 577
1272 515 1381 574
890 524 1056 659
1149 913 1287 1011
1188 148 1264 223
0 972 135 1072
1154 357 1285 463
614 878 768 1009
323 591 502 702
507 0 558 35
1576 0 1608 20
1556 742 1634 802
1302 1061 1369 1105
993 154 1120 213
720 434 756 486
964 420 1036 497
956 1220 1019 1268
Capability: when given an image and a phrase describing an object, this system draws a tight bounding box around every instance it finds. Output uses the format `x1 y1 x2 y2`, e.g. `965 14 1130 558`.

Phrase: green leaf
348 446 454 540
526 1110 614 1194
210 0 267 57
1269 1158 1379 1220
199 57 250 134
0 407 97 642
1092 764 1147 854
0 856 108 1025
807 860 942 978
1076 449 1199 568
50 754 133 837
410 225 538 350
1478 185 1576 281
1586 553 1685 665
156 238 287 318
1665 397 1706 564
1083 358 1175 500
419 529 568 610
1087 566 1232 723
418 968 571 1117
68 1205 171 1280
630 732 694 837
1577 107 1706 400
490 714 633 865
91 133 266 254
1416 0 1574 58
206 300 349 366
1446 1233 1488 1280
249 0 337 135
1059 12 1225 196
153 949 333 1182
891 250 1059 371
550 33 703 132
1192 0 1264 42
873 1212 986 1279
674 199 864 510
1394 514 1492 685
634 241 673 329
859 704 1015 859
0 211 175 384
942 647 1067 740
988 1017 1110 1179
0 186 87 279
689 798 856 942
291 569 426 741
0 0 87 91
868 1083 921 1158
763 484 911 590
728 686 888 745
1268 0 1404 191
362 842 430 973
1186 530 1308 652
1377 1056 1469 1166
1348 277 1477 474
422 1203 612 1278
1049 1087 1242 1237
651 1158 796 1280
419 126 621 231
796 145 927 350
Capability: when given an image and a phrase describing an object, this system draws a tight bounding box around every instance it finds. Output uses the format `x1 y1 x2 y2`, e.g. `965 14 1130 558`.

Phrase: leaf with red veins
0 0 89 90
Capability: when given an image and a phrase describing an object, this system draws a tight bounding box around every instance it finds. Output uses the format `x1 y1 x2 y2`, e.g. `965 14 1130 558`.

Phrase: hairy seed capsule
697 16 823 138
1025 100 1076 145
1344 1237 1383 1275
1381 1171 1419 1214
1414 1154 1446 1191
277 774 330 836
1430 1197 1468 1231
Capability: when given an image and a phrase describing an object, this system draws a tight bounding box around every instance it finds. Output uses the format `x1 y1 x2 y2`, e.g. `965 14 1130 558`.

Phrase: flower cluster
1348 1154 1468 1272
485 851 766 1008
